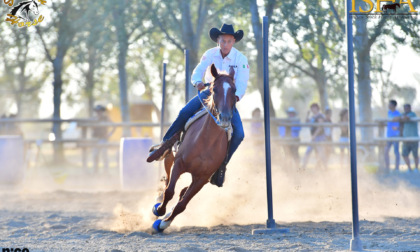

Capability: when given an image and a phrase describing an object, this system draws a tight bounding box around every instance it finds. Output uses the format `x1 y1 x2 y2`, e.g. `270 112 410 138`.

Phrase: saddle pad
184 108 233 141
184 108 207 132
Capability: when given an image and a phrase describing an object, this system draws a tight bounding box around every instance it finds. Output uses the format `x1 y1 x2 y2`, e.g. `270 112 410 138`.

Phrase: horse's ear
229 66 235 79
210 64 218 78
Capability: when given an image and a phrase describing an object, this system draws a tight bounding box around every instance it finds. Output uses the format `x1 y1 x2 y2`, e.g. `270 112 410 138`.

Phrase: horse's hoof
152 219 164 233
152 203 164 216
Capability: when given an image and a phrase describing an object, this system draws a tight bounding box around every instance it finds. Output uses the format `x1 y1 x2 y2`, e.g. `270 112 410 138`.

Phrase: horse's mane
10 1 36 15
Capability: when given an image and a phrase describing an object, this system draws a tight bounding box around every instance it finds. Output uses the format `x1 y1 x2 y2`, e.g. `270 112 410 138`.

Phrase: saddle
183 108 233 142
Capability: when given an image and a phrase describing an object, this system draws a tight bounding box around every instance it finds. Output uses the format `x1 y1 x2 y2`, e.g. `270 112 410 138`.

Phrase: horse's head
29 0 39 15
209 64 236 128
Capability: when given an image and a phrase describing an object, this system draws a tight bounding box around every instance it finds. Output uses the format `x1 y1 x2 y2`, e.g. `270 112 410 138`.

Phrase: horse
382 3 400 13
10 0 39 22
151 63 236 232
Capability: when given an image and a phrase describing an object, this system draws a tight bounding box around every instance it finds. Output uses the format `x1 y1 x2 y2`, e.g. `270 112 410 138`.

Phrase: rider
148 23 250 187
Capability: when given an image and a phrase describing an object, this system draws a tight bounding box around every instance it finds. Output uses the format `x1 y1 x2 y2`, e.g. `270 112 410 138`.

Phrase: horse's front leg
155 151 175 203
153 176 207 232
152 160 183 217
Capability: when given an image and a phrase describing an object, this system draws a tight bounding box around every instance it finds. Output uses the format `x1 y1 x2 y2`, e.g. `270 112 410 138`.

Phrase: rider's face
218 35 235 57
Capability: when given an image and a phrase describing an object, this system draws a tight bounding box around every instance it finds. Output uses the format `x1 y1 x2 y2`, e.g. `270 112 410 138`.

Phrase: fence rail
1 117 419 172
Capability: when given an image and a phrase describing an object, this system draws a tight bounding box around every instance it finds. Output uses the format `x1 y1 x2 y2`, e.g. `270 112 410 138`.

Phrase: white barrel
0 136 25 184
120 138 158 190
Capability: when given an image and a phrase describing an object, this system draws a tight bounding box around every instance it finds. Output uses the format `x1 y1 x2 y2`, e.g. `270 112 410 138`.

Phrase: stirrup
149 143 163 153
146 132 181 163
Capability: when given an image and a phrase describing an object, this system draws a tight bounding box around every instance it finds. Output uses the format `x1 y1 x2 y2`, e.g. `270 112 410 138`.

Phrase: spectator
339 109 349 168
399 104 418 172
324 107 333 164
324 107 332 142
92 105 115 173
278 107 301 165
250 108 263 136
302 103 326 170
385 100 401 172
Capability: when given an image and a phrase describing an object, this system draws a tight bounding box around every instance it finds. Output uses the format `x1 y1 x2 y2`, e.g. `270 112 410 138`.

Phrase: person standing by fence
278 107 301 166
385 100 401 172
399 104 418 172
339 108 349 168
92 105 115 174
250 108 263 136
324 107 333 165
301 103 326 170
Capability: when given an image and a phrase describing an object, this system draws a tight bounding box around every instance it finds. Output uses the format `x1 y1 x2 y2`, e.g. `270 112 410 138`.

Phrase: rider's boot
147 132 181 163
210 160 227 187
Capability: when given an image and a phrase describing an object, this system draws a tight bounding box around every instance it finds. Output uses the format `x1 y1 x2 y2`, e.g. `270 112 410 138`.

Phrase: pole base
252 228 290 235
350 237 363 251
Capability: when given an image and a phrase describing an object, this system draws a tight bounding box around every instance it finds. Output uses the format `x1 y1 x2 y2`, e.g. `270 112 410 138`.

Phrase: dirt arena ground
1 189 420 252
1 146 420 251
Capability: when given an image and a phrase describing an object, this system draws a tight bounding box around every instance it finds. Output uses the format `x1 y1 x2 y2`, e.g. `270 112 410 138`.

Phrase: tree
108 0 152 136
0 26 43 117
270 0 347 111
249 0 278 116
70 1 113 117
36 0 94 163
353 1 420 141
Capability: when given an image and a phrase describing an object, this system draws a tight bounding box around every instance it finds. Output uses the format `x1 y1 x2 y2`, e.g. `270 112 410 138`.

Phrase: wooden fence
0 117 419 173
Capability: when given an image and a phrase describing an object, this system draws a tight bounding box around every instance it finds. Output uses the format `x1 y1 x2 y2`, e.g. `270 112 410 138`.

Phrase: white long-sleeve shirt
191 47 249 101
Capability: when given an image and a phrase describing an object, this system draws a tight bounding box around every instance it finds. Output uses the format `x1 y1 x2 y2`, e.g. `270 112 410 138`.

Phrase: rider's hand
196 82 206 91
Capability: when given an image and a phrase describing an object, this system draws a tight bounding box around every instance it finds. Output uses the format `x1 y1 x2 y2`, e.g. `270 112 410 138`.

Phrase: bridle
197 77 235 129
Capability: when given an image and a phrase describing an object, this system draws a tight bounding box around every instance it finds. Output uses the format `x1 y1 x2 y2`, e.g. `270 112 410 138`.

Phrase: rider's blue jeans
163 89 244 163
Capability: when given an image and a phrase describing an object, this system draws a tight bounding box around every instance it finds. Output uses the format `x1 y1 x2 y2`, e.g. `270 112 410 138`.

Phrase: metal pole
158 62 167 182
262 16 275 229
252 16 288 236
184 49 190 103
160 62 167 141
346 1 363 251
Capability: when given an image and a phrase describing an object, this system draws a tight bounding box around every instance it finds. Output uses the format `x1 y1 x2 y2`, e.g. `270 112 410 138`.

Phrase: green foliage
0 0 419 119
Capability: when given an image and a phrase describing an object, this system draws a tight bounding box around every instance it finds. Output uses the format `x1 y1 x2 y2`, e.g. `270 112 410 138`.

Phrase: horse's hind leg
154 160 184 217
178 187 188 200
155 177 207 231
163 151 174 186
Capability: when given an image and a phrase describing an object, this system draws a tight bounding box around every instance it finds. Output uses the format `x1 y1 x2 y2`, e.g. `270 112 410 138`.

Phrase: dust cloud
3 138 419 233
105 139 420 232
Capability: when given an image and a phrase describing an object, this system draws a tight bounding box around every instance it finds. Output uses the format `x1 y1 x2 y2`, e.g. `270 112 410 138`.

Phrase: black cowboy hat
209 24 243 43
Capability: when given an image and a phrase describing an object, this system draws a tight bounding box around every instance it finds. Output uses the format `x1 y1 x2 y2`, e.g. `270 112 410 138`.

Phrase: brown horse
151 64 236 232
